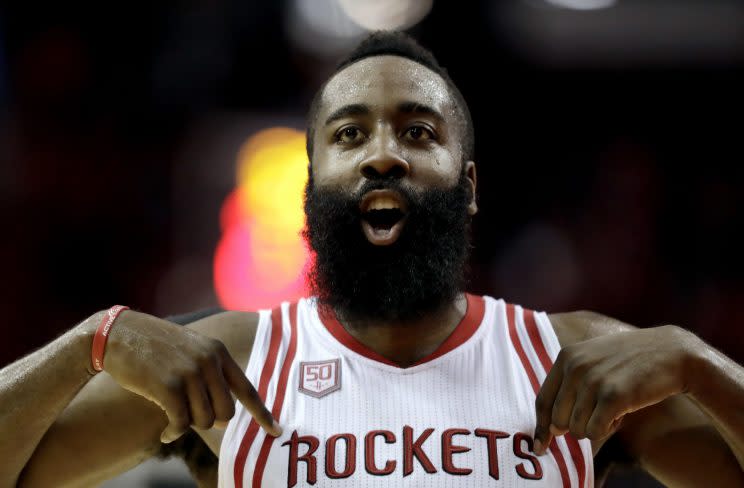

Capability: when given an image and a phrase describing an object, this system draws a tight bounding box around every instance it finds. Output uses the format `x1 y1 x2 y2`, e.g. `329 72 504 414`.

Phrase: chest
219 298 592 488
239 351 561 486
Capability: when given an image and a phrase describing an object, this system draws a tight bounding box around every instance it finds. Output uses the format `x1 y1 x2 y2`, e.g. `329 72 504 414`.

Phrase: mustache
340 179 427 216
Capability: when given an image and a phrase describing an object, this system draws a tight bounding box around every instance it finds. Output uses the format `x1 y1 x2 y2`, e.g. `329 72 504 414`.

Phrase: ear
463 160 478 216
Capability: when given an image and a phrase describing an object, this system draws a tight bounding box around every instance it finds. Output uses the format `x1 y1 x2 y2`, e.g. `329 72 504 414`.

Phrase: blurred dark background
1 1 742 486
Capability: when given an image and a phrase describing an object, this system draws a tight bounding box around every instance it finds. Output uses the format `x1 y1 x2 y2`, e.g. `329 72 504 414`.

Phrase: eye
404 125 435 141
336 126 365 144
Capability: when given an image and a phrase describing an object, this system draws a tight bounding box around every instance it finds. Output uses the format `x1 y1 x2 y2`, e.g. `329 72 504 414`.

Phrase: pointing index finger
534 356 564 455
221 352 282 437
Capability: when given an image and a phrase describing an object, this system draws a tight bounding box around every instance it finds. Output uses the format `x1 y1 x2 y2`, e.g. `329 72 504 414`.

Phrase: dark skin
4 54 742 488
311 55 744 486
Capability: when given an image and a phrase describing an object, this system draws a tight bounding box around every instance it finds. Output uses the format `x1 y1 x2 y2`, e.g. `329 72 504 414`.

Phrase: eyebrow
324 104 370 127
397 101 445 123
323 101 447 128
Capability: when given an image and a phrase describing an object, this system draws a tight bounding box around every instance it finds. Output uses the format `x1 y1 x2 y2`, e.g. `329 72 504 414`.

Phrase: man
1 31 743 488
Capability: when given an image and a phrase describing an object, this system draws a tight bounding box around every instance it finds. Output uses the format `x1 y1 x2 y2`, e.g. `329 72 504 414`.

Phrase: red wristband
91 305 129 372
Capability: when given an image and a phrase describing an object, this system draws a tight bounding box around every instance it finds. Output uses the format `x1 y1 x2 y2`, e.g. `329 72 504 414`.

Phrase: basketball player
2 32 743 488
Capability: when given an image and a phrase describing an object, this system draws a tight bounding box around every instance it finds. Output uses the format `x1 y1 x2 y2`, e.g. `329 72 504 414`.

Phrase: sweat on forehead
320 55 453 114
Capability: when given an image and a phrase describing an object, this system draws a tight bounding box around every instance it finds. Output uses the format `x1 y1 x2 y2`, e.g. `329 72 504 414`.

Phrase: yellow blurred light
238 128 308 236
214 127 310 310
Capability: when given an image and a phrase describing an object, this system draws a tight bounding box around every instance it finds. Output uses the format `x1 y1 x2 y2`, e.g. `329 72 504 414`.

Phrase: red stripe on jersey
319 293 485 368
524 309 587 488
523 309 552 374
563 433 587 488
506 304 540 392
234 307 283 488
252 302 299 488
412 294 485 366
546 436 572 488
506 304 571 488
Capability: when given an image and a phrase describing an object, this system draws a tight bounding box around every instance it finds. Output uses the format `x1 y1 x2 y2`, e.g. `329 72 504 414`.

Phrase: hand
89 309 281 443
533 324 699 454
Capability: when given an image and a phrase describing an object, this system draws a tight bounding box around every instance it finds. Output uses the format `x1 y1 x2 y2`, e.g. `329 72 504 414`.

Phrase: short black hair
305 31 474 164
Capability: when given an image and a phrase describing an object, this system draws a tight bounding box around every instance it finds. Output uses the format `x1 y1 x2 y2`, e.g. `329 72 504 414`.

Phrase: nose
358 131 410 180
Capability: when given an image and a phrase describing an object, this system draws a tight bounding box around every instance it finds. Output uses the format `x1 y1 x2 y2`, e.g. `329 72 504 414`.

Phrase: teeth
368 197 400 211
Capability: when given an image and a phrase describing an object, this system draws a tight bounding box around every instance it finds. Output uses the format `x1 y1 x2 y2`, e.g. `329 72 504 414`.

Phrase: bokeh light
214 127 311 311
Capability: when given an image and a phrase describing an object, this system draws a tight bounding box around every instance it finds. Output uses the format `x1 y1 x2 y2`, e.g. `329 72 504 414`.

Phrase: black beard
303 173 472 322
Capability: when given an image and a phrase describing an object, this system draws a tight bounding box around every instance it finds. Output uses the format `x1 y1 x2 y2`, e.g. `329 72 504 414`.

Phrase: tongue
361 218 404 246
371 220 394 231
371 223 393 233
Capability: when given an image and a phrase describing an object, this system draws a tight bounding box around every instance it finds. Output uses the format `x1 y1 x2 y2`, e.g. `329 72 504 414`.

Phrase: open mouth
360 190 409 246
364 207 405 229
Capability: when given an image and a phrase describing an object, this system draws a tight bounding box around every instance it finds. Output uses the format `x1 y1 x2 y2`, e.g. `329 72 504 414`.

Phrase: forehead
319 55 455 120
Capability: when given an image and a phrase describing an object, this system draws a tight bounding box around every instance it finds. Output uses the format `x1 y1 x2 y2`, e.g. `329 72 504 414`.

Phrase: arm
542 311 744 487
0 314 102 487
686 343 744 466
2 309 273 488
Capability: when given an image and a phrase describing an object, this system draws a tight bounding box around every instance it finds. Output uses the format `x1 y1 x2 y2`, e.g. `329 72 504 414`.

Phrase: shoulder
547 310 637 348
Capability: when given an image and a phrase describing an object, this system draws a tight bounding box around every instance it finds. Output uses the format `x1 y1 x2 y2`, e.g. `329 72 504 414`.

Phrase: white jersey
218 295 593 487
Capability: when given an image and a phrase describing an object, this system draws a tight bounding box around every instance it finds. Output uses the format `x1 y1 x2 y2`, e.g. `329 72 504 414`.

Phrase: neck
334 293 468 368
